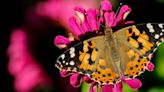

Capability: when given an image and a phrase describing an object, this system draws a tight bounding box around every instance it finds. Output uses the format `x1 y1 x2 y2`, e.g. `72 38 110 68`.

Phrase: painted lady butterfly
55 23 164 85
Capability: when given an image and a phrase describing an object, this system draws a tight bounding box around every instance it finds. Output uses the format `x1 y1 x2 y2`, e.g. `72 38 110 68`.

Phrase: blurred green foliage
156 0 164 3
155 43 164 79
148 87 164 92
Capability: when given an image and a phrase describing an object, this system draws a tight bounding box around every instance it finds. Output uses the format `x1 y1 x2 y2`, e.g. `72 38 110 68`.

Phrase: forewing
55 36 104 73
55 35 121 85
114 23 164 79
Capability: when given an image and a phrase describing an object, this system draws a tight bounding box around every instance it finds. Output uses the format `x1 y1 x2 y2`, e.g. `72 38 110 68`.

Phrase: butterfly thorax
104 28 120 61
104 28 122 73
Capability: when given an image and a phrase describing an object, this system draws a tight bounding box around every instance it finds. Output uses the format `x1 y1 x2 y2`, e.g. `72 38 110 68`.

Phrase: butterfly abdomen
104 28 121 62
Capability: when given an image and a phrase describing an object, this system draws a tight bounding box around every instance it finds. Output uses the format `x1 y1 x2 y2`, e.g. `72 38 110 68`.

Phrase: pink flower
7 29 51 92
54 0 154 92
36 0 98 31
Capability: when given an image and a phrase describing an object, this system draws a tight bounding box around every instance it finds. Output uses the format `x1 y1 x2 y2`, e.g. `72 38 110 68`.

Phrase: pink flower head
36 0 98 31
7 28 51 92
54 0 154 92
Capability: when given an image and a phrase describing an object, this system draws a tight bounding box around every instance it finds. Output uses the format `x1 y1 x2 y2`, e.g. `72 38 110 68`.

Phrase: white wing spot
66 62 69 65
70 47 75 58
153 48 157 52
57 61 61 65
158 24 163 28
162 29 164 32
70 61 75 66
62 60 65 63
147 23 153 28
155 34 160 39
57 60 60 63
60 54 65 59
147 23 155 33
149 29 155 33
160 33 163 36
70 47 75 52
70 53 75 58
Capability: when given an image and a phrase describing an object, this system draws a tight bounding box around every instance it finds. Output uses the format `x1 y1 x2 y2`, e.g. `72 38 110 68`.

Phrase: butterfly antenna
110 3 123 26
115 3 123 16
100 23 106 28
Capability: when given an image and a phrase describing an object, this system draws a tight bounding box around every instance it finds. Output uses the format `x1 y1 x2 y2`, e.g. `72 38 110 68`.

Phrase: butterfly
55 23 164 85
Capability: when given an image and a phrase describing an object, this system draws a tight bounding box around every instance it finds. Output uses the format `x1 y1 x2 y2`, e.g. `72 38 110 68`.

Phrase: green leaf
156 0 164 4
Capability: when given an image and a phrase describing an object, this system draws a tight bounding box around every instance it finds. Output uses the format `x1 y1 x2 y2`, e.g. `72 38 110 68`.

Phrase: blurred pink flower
36 0 98 31
54 0 154 92
7 29 51 92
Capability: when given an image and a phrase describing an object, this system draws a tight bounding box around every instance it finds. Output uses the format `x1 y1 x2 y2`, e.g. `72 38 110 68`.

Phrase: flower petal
74 7 85 22
54 35 71 49
70 73 82 87
82 76 93 83
75 6 91 33
86 9 99 31
124 21 135 25
115 5 132 23
69 17 83 37
60 70 72 77
99 16 104 24
146 62 154 72
104 11 116 27
124 78 142 90
101 0 112 11
54 35 71 45
74 6 86 15
113 82 123 92
89 82 98 92
82 19 92 33
14 64 42 92
102 84 113 92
